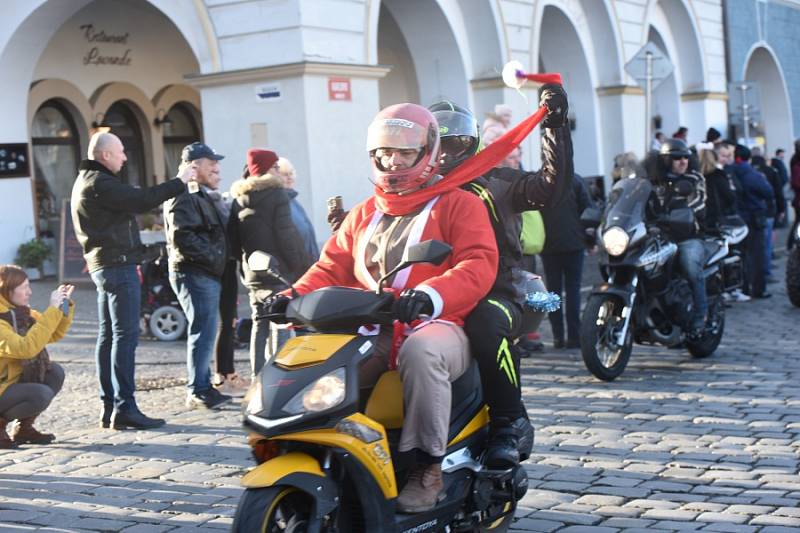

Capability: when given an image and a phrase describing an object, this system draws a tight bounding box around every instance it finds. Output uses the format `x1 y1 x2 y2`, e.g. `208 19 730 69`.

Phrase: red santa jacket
292 188 498 325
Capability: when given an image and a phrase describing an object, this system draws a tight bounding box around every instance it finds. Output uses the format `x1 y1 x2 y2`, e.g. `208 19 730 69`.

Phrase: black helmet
428 101 480 174
659 138 691 157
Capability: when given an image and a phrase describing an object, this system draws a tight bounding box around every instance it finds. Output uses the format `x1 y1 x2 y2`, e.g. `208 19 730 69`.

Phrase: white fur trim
415 284 443 319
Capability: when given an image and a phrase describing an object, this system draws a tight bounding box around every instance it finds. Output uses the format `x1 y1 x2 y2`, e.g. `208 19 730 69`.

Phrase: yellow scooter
234 241 529 532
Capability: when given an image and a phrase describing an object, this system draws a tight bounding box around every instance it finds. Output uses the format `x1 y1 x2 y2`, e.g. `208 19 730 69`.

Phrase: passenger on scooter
428 84 572 469
266 103 499 513
647 139 709 337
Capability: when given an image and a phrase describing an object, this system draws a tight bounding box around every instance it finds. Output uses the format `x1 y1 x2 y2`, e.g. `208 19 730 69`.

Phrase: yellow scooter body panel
274 334 356 368
273 412 398 499
448 406 489 447
241 451 324 488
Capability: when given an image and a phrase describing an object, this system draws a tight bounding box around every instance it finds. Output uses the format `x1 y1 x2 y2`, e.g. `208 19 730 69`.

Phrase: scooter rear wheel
232 486 313 533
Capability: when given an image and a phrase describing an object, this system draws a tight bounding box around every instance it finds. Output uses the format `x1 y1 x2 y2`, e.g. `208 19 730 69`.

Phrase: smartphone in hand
61 299 70 316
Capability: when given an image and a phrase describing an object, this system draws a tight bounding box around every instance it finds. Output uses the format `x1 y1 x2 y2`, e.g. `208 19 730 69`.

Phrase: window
31 101 80 235
105 101 147 187
162 103 200 178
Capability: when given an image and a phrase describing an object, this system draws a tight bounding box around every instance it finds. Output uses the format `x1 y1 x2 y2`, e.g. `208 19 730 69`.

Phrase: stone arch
643 0 706 92
534 3 603 175
91 82 156 182
152 84 202 123
646 25 681 140
28 79 93 153
744 44 793 153
0 0 215 142
370 0 472 108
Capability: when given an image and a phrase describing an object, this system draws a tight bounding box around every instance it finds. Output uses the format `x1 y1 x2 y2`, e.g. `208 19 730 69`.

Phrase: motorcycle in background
579 177 748 381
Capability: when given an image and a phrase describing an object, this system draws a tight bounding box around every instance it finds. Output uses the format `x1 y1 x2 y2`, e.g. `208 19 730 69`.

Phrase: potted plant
16 238 52 280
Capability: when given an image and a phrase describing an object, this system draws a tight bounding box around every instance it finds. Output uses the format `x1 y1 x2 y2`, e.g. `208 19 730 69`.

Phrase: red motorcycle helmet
366 103 441 194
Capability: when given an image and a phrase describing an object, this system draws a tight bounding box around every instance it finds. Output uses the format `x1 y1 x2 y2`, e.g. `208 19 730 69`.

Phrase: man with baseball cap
163 142 232 410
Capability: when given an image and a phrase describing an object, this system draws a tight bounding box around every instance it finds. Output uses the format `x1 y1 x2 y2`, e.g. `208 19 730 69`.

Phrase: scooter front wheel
232 486 313 533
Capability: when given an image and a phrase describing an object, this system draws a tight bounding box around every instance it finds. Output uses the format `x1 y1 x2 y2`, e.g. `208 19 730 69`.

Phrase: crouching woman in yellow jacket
0 265 74 448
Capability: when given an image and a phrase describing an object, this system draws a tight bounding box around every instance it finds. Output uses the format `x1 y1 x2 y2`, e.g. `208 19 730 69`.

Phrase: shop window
163 103 200 178
105 101 146 187
31 101 80 236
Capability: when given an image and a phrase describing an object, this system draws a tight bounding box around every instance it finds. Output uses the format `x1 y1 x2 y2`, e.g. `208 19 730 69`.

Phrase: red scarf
374 105 548 215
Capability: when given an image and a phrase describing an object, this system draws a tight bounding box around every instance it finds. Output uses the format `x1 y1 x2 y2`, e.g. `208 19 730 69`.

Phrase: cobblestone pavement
1 251 798 532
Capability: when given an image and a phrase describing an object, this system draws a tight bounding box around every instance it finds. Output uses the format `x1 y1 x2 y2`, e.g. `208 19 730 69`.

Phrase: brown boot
397 463 444 513
10 416 55 445
0 417 17 449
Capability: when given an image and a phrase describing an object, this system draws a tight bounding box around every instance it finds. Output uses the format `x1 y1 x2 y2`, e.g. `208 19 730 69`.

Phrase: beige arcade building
0 0 731 268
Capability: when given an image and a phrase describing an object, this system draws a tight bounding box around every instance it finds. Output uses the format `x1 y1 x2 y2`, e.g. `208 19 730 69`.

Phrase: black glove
539 83 569 129
393 289 434 324
264 294 291 323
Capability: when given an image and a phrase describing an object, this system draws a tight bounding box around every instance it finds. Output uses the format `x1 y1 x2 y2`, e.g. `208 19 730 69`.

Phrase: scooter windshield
602 177 652 231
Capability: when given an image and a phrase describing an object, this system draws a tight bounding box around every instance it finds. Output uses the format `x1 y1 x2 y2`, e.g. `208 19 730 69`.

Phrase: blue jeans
677 239 708 330
541 250 584 343
90 265 141 413
764 217 775 277
170 271 221 394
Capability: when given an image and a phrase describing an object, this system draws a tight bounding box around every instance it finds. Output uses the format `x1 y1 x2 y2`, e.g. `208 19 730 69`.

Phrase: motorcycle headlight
603 226 630 256
283 368 346 415
243 380 264 415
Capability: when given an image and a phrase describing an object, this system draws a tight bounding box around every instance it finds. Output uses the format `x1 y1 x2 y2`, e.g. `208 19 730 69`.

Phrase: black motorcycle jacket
649 169 707 238
163 184 229 279
462 124 573 302
70 160 186 273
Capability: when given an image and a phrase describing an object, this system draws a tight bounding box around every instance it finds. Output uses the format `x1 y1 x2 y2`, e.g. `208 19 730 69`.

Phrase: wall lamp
154 109 173 128
91 112 109 129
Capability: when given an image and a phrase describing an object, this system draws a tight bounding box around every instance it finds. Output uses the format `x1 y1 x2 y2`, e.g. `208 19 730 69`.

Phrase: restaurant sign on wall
80 24 132 67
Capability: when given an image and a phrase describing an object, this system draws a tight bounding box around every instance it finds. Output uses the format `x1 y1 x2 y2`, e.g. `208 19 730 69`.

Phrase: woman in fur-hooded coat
227 149 313 375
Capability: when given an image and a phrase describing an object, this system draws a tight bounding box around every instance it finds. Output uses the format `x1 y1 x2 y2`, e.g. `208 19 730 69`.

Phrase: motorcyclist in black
428 84 573 468
646 139 708 336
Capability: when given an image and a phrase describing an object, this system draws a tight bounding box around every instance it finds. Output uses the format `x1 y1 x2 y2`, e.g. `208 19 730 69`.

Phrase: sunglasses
671 155 689 161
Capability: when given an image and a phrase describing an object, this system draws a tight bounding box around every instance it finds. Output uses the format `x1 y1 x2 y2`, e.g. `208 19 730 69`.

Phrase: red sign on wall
328 77 352 101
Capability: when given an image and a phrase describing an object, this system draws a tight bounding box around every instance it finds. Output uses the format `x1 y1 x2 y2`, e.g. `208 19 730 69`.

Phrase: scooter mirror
402 240 452 266
377 240 452 294
247 251 275 273
580 207 602 228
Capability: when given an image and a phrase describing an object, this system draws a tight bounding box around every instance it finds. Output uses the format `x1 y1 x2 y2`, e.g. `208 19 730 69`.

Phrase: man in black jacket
164 143 232 410
71 132 190 430
429 86 572 468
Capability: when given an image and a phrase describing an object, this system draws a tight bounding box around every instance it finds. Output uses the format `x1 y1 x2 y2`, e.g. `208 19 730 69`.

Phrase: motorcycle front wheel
787 246 800 308
232 486 314 533
580 294 633 381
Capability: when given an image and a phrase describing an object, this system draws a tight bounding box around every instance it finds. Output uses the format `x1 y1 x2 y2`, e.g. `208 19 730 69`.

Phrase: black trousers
541 250 584 343
743 221 766 297
464 295 525 421
215 259 238 375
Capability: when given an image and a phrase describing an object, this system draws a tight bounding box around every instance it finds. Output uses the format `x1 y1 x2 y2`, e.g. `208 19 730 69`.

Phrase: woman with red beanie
227 149 313 378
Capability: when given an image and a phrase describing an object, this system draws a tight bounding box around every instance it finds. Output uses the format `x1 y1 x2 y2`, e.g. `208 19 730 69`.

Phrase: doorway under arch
538 5 599 176
744 46 793 154
647 27 681 141
376 0 470 109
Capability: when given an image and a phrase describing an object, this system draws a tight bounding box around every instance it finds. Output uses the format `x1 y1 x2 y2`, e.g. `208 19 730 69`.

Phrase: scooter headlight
283 367 346 415
243 380 264 415
602 226 630 256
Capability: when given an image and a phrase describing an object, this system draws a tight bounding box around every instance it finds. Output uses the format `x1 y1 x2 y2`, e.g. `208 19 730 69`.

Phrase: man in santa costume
267 103 498 513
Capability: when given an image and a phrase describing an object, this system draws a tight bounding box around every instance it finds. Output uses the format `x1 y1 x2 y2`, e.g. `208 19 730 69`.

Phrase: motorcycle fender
241 452 339 519
591 283 634 302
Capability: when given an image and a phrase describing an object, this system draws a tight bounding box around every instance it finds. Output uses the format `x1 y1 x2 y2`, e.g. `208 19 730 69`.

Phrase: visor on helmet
367 118 429 152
